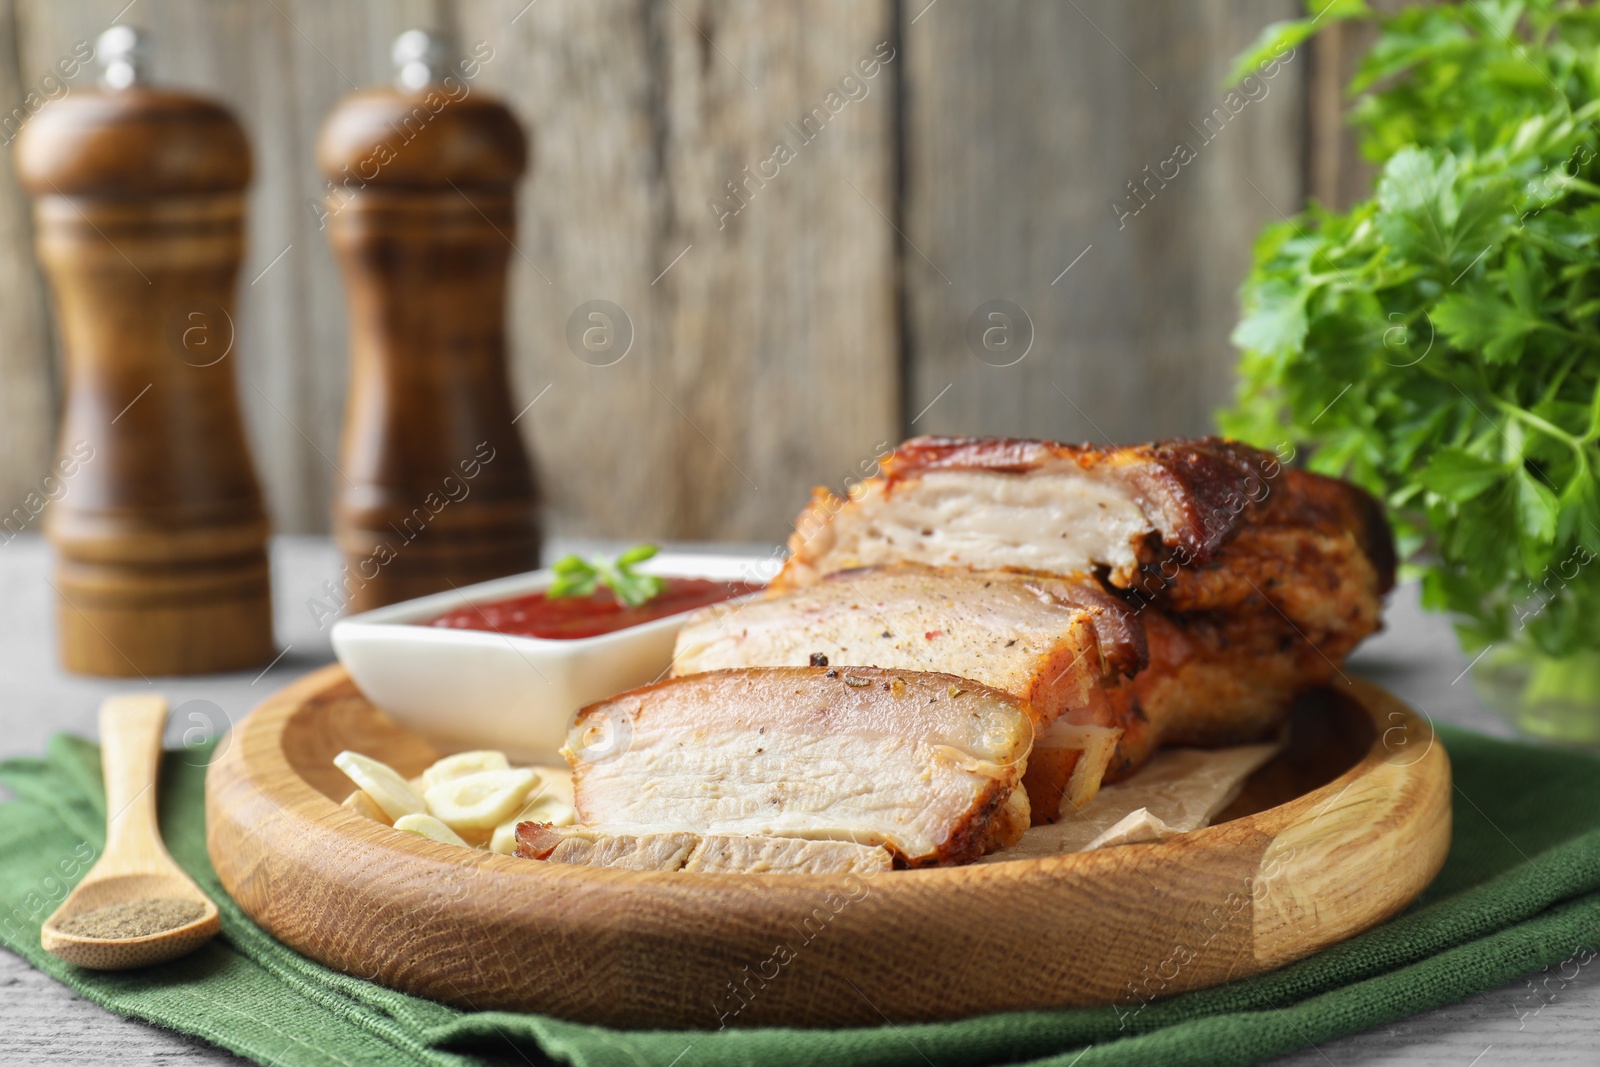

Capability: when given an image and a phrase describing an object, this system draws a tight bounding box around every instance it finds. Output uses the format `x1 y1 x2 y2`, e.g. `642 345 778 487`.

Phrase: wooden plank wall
0 0 1306 544
902 0 1303 444
0 0 57 523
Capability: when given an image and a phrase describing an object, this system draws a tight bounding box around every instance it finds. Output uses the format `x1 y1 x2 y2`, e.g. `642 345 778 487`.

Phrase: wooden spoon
41 695 221 969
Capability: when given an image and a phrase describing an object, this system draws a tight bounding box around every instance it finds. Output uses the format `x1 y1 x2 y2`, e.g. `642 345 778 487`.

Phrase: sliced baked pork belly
766 435 1395 784
516 827 700 871
775 435 1395 651
562 666 1033 867
686 834 891 874
515 825 892 874
671 563 1140 821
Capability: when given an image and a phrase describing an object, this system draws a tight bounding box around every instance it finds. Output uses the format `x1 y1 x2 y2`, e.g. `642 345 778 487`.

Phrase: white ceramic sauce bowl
330 552 766 763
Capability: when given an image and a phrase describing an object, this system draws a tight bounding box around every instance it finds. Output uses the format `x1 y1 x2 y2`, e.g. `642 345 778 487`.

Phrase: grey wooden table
1 534 1595 1065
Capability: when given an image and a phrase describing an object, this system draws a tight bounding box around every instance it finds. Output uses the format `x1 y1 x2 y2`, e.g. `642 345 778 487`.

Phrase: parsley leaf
547 543 667 608
1418 448 1508 502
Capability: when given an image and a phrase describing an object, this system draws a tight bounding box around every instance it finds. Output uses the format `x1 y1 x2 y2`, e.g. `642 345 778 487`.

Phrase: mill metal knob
96 24 147 89
317 29 540 612
15 27 274 676
392 28 451 91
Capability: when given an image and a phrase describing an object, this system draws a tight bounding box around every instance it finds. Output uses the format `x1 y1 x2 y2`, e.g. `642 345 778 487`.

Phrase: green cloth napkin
3 726 1599 1067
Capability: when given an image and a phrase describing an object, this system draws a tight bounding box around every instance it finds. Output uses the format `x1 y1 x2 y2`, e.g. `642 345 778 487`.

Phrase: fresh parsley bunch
1223 0 1600 703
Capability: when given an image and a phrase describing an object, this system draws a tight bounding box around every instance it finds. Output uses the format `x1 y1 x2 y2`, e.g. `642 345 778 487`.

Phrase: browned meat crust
1093 606 1322 780
1021 570 1148 677
516 822 572 860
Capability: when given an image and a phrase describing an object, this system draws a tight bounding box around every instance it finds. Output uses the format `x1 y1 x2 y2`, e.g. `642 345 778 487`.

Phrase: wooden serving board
205 665 1451 1029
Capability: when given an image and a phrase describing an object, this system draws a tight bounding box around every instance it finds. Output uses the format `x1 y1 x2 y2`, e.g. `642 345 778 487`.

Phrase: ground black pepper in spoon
40 695 221 969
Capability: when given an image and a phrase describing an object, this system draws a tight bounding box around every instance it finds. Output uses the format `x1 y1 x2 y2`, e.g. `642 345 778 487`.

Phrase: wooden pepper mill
15 26 274 676
318 29 540 612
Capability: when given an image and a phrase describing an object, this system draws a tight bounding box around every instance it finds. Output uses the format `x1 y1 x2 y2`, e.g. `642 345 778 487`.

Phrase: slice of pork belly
685 835 892 874
774 436 1396 644
777 436 1275 588
562 666 1033 867
515 825 699 870
515 825 893 874
671 563 1138 821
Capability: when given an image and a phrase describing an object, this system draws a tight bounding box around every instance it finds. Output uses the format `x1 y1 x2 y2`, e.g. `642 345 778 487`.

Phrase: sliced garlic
341 789 391 825
424 767 538 831
520 790 577 827
531 765 574 807
489 821 521 855
393 813 469 847
421 749 511 790
334 751 427 821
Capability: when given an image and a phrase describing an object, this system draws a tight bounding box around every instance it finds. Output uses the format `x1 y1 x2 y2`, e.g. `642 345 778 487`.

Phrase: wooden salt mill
16 26 274 676
318 30 540 612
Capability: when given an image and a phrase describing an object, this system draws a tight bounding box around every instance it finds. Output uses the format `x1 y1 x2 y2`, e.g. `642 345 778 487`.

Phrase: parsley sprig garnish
547 543 666 608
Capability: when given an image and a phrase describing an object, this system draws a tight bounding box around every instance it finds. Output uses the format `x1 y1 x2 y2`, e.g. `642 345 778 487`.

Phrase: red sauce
424 577 763 640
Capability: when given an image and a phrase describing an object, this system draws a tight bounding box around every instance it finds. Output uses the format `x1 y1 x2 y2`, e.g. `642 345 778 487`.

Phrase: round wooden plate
206 664 1451 1029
